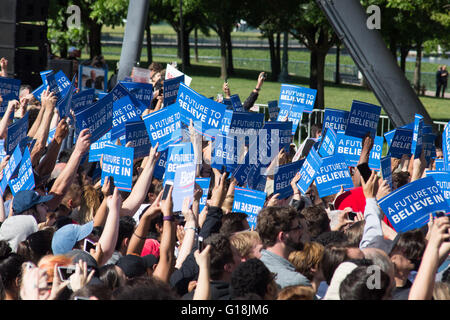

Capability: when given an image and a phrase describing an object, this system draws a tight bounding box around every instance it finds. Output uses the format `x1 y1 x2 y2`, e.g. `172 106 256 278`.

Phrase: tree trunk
146 20 153 65
225 29 234 75
194 28 199 62
400 45 409 73
268 32 280 81
413 42 422 94
335 43 340 84
219 33 228 80
309 49 326 109
176 30 181 58
88 20 102 59
182 29 191 68
276 32 281 72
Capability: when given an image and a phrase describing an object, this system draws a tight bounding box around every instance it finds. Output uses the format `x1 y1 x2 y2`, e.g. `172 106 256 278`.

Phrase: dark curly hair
339 266 391 300
256 206 298 247
0 240 25 290
230 258 273 299
204 233 236 280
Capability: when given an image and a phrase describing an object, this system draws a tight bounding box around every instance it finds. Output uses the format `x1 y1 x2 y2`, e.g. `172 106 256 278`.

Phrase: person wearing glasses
257 206 311 289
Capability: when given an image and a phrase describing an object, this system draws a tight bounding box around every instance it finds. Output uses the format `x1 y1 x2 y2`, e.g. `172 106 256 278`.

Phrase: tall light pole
117 0 150 81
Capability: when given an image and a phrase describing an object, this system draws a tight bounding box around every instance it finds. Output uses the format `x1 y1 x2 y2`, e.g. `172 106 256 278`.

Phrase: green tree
200 0 242 79
48 0 128 60
289 1 338 109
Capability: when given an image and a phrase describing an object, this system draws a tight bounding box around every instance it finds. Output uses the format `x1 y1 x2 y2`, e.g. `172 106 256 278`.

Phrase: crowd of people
0 55 448 302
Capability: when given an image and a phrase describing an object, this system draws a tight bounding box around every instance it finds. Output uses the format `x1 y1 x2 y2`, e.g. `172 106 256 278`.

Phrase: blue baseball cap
12 190 54 215
51 221 94 255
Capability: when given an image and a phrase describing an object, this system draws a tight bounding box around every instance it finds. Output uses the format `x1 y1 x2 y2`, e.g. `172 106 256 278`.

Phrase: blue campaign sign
54 70 72 97
322 108 349 135
228 112 264 136
142 102 182 151
232 187 267 230
163 75 184 107
427 171 450 208
72 88 95 112
336 133 383 170
172 163 196 212
435 159 444 172
44 72 62 100
101 144 134 192
46 127 56 146
125 120 151 159
278 84 317 114
315 154 353 198
443 121 450 171
387 128 413 158
153 149 168 180
8 147 34 195
119 81 153 109
318 127 337 157
88 131 112 162
276 105 304 135
0 76 20 98
0 77 20 116
381 156 393 190
378 176 450 232
220 109 233 135
344 100 381 139
164 143 195 184
211 134 238 172
230 94 243 112
111 95 142 141
411 114 424 158
6 112 29 155
177 83 227 139
273 160 304 199
296 148 323 194
0 92 18 117
268 100 279 121
384 128 396 148
3 145 22 182
259 121 293 167
196 177 211 213
31 84 45 102
74 91 114 143
56 75 76 118
423 133 437 165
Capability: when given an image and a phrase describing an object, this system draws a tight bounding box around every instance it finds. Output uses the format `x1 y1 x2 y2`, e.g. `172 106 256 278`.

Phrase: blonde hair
229 231 261 259
433 282 450 300
277 285 315 300
288 242 324 281
77 185 101 224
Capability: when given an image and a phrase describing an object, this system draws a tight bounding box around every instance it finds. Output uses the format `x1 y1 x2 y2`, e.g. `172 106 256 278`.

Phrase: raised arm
0 58 8 77
175 192 200 269
35 119 69 179
120 143 160 217
97 187 122 266
153 186 176 283
30 89 57 168
193 245 211 300
126 191 163 256
352 133 374 188
0 100 18 139
409 216 450 300
242 72 265 111
46 128 91 211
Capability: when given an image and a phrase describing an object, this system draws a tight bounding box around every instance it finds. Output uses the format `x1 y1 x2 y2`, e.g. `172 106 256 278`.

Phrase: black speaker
0 0 49 87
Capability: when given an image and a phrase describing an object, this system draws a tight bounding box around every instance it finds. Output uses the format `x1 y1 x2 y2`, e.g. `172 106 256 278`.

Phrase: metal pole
179 0 185 72
117 0 150 81
316 0 434 130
